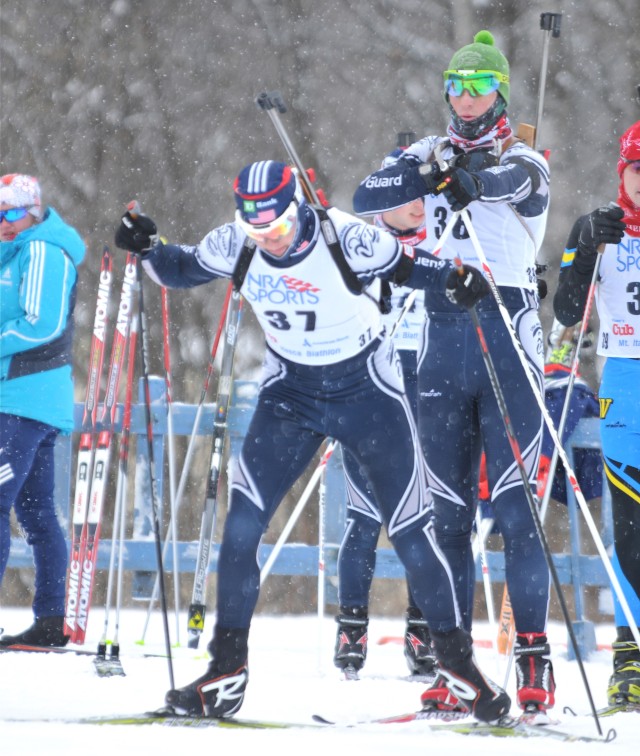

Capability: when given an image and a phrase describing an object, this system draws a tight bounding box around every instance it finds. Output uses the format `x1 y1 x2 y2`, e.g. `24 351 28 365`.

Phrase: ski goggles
0 206 30 223
235 201 298 242
443 70 509 98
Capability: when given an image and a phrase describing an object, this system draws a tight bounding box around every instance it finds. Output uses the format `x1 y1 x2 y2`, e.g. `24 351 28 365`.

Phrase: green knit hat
445 30 510 104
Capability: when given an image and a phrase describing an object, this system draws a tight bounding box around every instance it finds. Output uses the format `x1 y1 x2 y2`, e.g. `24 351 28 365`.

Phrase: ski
69 253 138 645
0 643 98 657
312 711 616 742
5 708 318 730
597 702 640 717
186 291 243 649
64 248 114 642
312 709 470 725
0 642 190 661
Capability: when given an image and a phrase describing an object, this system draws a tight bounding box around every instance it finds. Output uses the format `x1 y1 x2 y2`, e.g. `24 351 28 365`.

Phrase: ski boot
0 616 69 648
514 632 556 712
165 627 249 717
429 627 511 722
333 607 368 678
420 672 466 713
404 607 437 678
607 626 640 705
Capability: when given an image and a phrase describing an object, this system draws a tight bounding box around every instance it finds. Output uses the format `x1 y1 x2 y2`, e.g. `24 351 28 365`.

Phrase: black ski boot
607 626 640 705
404 607 437 678
333 607 368 674
165 627 249 717
431 627 511 722
514 632 556 711
0 616 69 647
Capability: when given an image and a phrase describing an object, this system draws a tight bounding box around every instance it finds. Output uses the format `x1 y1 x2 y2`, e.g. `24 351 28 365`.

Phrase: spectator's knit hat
446 30 510 105
0 174 42 219
233 161 300 226
618 120 640 176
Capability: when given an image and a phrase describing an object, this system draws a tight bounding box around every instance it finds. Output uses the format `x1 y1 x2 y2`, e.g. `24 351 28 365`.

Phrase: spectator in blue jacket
0 174 85 647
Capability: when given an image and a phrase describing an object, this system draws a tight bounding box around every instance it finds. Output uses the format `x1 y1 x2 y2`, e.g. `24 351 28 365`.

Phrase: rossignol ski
66 253 137 644
64 248 113 641
186 291 243 648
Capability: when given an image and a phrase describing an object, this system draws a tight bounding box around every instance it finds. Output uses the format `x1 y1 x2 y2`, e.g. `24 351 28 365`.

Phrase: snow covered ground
0 605 636 756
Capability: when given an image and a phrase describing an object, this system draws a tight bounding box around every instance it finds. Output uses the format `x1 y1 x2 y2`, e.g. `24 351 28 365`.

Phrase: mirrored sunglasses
0 206 30 223
235 201 297 242
443 69 508 98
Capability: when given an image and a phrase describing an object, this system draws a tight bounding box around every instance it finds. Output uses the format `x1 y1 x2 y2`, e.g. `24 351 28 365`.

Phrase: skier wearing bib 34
114 159 510 723
353 31 554 714
334 147 436 679
554 120 640 707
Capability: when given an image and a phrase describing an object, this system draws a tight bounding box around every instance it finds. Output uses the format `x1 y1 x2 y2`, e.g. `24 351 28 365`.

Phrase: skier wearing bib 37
114 159 510 723
353 31 554 715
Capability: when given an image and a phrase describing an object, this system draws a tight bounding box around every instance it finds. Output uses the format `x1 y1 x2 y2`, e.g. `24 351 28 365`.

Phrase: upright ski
64 248 113 641
67 253 137 644
187 291 243 648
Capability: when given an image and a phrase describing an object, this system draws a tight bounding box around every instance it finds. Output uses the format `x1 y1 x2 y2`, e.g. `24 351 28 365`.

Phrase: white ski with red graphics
67 253 138 644
311 710 616 742
64 248 113 641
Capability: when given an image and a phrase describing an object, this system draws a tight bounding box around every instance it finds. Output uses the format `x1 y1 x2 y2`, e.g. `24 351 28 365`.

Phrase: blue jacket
0 207 85 431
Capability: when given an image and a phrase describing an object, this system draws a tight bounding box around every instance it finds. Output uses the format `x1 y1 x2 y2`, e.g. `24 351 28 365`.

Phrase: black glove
450 150 499 173
445 264 491 309
115 208 159 253
407 162 445 195
577 204 625 256
441 167 483 211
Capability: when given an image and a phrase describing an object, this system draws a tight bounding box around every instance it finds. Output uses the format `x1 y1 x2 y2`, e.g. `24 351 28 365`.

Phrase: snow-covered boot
165 627 249 717
607 626 640 705
430 627 511 722
514 632 556 711
333 607 368 672
0 616 69 648
404 607 437 678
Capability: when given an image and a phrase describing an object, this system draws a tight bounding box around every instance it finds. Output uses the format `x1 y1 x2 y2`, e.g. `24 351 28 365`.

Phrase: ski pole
137 281 233 645
114 313 138 668
539 253 603 525
96 308 139 677
461 207 640 651
260 440 337 584
453 253 602 734
317 449 328 672
473 506 498 665
171 281 233 517
534 12 562 149
128 201 175 688
160 286 181 645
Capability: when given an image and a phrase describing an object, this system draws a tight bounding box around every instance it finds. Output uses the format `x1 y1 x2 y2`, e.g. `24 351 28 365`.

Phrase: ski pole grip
127 200 141 219
256 90 287 113
540 12 562 37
